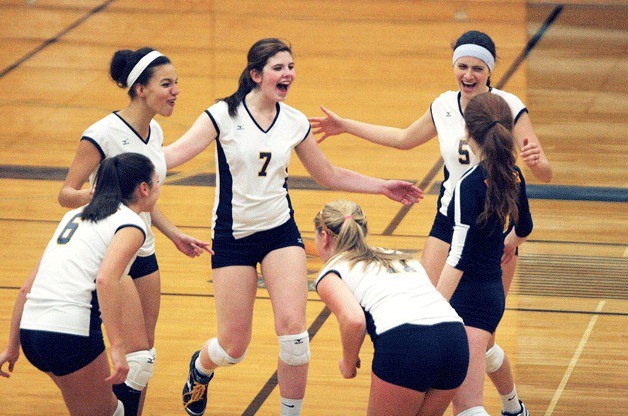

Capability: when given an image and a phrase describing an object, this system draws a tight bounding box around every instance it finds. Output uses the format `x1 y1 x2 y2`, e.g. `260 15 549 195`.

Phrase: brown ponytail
464 93 519 226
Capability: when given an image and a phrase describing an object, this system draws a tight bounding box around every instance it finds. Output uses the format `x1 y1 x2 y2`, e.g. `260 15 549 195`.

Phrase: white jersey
81 112 167 256
430 88 526 216
316 256 462 336
206 100 310 239
20 205 146 336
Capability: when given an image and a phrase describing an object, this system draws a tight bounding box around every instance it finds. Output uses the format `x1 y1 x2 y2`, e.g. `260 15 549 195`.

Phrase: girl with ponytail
436 92 533 416
0 153 160 416
166 38 422 416
59 47 210 415
314 200 468 416
311 30 544 416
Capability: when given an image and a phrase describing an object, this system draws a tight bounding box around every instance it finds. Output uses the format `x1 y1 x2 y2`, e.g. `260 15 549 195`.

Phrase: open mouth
277 83 289 92
462 81 476 89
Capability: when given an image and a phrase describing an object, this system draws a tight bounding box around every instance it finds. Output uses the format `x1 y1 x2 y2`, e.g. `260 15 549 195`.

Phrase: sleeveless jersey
206 100 310 239
316 256 462 338
430 88 527 216
81 112 167 256
20 205 146 336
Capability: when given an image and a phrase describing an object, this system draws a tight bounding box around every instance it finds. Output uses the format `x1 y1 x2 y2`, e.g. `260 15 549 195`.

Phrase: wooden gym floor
0 1 626 415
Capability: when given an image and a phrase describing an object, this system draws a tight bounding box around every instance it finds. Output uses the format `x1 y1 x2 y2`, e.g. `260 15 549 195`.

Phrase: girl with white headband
58 47 211 416
309 30 550 416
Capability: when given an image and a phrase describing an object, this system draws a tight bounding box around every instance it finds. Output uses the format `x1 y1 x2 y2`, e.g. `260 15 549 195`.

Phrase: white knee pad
278 331 310 366
207 337 246 367
485 343 505 374
457 406 490 416
113 400 124 416
124 349 155 391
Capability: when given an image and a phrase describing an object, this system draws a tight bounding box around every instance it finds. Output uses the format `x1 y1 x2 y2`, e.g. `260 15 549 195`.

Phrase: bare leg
451 326 491 415
50 352 119 416
201 265 259 368
421 237 451 286
418 388 457 416
262 247 309 401
368 373 425 416
117 275 153 416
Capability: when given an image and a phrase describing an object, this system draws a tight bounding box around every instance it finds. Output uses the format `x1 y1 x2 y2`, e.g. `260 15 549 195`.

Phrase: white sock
280 397 303 416
457 406 490 416
501 386 522 414
195 356 214 377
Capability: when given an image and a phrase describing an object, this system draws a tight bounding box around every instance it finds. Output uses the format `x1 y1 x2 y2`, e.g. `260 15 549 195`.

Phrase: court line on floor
0 0 115 78
544 300 605 416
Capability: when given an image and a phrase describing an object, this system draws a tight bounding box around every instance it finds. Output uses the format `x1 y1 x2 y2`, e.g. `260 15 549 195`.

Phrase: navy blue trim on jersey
283 177 295 218
435 165 450 214
115 224 147 244
244 100 280 133
456 91 464 116
89 289 101 333
80 136 106 160
513 108 528 124
213 138 234 238
301 124 312 143
204 110 220 136
113 111 151 144
314 269 340 291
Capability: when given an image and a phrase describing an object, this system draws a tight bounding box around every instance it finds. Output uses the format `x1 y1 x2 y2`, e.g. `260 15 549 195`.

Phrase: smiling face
454 56 490 101
139 63 179 117
252 51 295 102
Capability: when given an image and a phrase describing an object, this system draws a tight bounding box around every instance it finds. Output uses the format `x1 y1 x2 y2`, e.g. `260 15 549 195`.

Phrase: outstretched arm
151 205 212 257
0 262 40 378
309 105 437 150
295 134 423 205
164 112 218 169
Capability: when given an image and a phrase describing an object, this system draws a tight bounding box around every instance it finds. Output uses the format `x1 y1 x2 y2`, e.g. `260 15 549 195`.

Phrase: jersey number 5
458 139 471 165
57 213 82 244
259 152 272 177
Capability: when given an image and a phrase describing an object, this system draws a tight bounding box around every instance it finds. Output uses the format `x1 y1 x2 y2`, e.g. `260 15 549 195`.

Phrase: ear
250 68 262 84
137 181 150 197
320 230 334 249
135 83 146 98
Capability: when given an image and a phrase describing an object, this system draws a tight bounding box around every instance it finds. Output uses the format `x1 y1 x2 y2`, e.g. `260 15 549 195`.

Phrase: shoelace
183 381 207 406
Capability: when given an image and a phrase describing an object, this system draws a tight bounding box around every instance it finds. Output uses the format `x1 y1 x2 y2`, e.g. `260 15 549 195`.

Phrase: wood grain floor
0 1 626 415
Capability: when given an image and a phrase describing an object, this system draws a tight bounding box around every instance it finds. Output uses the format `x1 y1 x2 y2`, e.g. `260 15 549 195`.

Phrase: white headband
452 44 494 72
126 50 164 88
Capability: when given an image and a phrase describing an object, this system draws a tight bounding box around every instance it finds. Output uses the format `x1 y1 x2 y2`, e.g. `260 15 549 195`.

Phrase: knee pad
457 407 489 416
485 343 505 374
207 338 246 367
113 400 124 416
278 331 310 366
124 349 155 391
